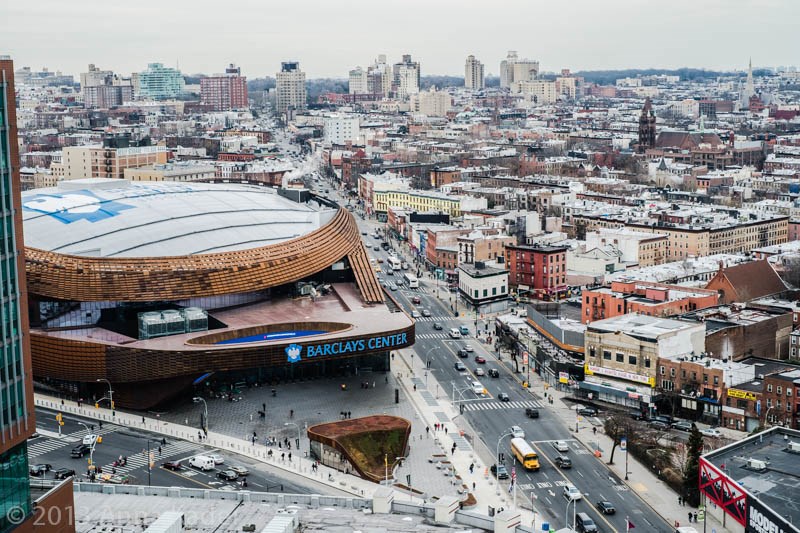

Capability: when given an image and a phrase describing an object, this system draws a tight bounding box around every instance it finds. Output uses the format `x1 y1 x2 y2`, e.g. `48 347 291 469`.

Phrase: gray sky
2 0 797 79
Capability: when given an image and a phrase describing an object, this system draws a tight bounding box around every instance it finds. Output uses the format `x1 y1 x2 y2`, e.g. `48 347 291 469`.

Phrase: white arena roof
21 179 336 258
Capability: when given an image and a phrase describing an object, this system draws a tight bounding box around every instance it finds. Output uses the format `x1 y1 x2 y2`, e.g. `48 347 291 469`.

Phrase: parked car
70 444 91 458
577 406 598 416
595 500 616 515
525 407 539 419
491 463 509 480
29 463 52 476
421 309 431 317
161 461 183 471
474 368 485 377
563 484 582 501
510 425 525 439
433 322 443 330
700 427 722 438
474 355 486 364
552 440 570 452
218 470 239 481
671 421 694 432
555 456 572 469
498 393 510 402
650 419 671 430
53 468 76 480
230 466 250 477
488 368 500 378
454 362 466 371
629 411 648 421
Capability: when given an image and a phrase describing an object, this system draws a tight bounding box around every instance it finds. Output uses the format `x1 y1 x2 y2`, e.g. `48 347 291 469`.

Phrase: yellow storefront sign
727 389 756 401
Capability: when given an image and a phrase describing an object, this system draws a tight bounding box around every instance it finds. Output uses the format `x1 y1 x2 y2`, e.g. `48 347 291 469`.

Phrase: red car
474 355 486 364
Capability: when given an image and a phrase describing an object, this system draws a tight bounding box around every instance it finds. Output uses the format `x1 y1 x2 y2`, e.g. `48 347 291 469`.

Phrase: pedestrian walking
426 426 430 435
413 384 417 391
198 431 202 440
289 452 292 461
142 416 146 424
158 446 162 456
290 409 294 418
688 512 693 523
678 496 682 506
472 482 476 491
99 421 103 429
469 463 474 474
693 512 697 523
385 376 389 384
281 452 285 461
444 427 448 435
347 411 351 418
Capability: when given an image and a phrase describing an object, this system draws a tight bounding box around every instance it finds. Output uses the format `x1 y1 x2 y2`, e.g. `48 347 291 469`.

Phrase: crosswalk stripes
414 316 457 323
414 333 449 339
28 425 120 458
99 440 201 476
462 400 542 412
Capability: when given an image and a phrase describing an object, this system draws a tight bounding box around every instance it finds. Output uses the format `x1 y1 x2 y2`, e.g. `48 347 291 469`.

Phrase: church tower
638 97 656 152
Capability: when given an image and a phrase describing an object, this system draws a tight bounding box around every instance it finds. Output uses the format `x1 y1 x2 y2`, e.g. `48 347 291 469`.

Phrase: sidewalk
33 393 405 501
391 347 539 528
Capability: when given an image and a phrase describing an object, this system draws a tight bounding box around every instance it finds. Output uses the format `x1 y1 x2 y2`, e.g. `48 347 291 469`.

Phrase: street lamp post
284 422 301 450
96 378 114 416
78 422 98 478
193 397 209 432
565 497 577 530
495 429 514 494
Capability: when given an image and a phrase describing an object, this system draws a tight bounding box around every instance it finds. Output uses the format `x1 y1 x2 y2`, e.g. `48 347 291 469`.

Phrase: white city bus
388 257 402 271
403 273 419 288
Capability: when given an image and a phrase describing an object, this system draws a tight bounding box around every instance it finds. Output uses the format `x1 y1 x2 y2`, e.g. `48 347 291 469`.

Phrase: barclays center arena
22 179 414 408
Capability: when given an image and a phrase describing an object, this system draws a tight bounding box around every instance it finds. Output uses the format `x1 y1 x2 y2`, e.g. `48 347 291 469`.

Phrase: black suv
457 349 469 358
577 406 598 416
29 464 52 476
70 444 90 458
488 369 500 378
555 456 572 469
53 468 76 480
525 407 539 418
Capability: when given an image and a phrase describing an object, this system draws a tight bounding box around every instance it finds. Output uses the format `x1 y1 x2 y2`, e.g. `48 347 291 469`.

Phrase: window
628 355 637 365
659 366 665 375
777 386 783 395
767 384 773 393
603 350 611 360
788 388 792 397
589 346 596 358
645 358 651 368
713 376 719 385
670 368 676 377
681 369 686 378
661 380 674 391
616 352 624 363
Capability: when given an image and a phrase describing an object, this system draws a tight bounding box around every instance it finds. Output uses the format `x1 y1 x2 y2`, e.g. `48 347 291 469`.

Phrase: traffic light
97 436 102 444
111 401 115 409
95 402 99 409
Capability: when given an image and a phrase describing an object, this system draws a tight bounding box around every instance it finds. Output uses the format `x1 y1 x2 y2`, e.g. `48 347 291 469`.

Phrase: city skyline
2 0 798 79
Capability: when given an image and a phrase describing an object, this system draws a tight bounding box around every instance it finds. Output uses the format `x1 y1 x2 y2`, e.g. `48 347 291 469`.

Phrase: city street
29 407 319 494
343 209 673 532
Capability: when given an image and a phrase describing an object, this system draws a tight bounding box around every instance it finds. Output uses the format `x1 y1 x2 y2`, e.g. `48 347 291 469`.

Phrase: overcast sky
2 0 798 79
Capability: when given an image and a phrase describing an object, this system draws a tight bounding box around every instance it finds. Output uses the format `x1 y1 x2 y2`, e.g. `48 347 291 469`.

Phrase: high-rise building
1 55 75 533
464 55 484 90
367 55 392 97
200 64 248 111
276 61 307 115
80 64 132 108
137 62 185 100
410 88 452 117
392 54 420 100
499 51 538 89
348 67 368 95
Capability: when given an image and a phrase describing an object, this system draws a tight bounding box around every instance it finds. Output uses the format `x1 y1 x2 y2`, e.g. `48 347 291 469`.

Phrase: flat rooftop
587 313 700 338
703 427 800 530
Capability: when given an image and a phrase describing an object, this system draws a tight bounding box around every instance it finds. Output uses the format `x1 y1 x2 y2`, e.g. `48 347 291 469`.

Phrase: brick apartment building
505 244 568 300
581 280 718 324
200 64 248 111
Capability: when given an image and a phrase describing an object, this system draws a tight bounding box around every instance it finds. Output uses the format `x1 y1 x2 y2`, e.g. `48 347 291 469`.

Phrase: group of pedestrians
431 423 448 434
340 411 352 419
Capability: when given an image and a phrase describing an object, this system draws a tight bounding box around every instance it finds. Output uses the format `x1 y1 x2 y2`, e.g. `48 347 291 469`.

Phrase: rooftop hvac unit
788 441 800 453
746 458 767 471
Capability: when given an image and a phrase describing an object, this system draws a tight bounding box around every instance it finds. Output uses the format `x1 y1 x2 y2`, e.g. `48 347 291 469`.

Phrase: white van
449 328 461 339
188 455 215 471
472 381 484 395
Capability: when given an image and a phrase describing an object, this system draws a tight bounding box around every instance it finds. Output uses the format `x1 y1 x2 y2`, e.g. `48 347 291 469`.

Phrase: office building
200 64 248 111
464 55 484 90
62 144 169 180
348 67 368 95
323 114 361 145
276 61 307 115
368 55 392 97
80 64 132 108
1 55 75 533
499 51 538 88
392 54 420 100
410 88 451 117
137 62 184 100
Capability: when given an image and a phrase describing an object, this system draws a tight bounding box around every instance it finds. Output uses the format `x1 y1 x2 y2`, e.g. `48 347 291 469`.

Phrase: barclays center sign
285 333 409 363
747 498 795 533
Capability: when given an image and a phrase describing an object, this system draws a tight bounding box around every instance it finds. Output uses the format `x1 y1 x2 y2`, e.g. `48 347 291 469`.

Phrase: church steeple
638 97 656 152
740 57 756 110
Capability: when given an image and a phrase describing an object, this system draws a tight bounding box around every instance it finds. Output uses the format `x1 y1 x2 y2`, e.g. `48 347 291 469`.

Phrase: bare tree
603 413 635 465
